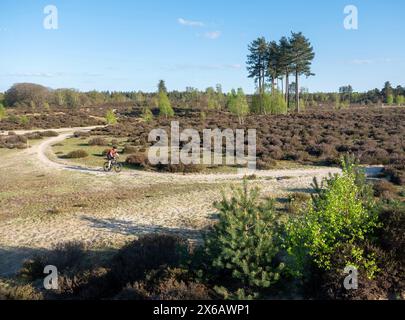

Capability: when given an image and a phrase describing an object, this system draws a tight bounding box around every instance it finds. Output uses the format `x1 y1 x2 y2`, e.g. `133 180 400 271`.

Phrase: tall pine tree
289 32 315 113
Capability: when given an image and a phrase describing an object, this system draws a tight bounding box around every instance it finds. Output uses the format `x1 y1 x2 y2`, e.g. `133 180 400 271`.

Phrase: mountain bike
103 158 122 173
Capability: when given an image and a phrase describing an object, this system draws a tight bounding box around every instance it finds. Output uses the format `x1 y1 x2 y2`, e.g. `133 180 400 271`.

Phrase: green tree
289 32 315 112
43 102 51 111
204 181 285 296
206 87 221 110
5 83 49 107
54 89 65 106
286 158 379 278
227 88 249 124
247 37 268 113
64 89 80 108
395 95 404 106
386 94 394 105
251 90 286 115
158 91 174 118
382 81 393 101
267 41 282 93
141 107 154 122
270 90 288 114
105 109 117 125
0 103 6 120
134 91 145 106
278 36 294 106
158 80 167 94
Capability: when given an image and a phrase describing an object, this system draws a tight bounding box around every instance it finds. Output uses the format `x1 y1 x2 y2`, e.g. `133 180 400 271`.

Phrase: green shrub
286 192 311 215
0 104 6 120
204 181 284 294
105 109 117 125
19 115 29 125
66 150 89 159
141 107 154 122
286 157 379 278
386 94 394 105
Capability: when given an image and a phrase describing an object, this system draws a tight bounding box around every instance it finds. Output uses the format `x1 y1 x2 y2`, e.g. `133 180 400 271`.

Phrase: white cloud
350 58 393 65
2 72 60 77
204 31 221 40
177 18 204 27
164 63 241 71
1 72 102 78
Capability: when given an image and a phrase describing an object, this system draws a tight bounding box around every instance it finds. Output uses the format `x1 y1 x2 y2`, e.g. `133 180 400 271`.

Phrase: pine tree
158 91 174 118
289 32 315 112
267 41 282 93
204 181 284 292
158 80 167 94
141 107 154 122
278 36 294 106
247 37 268 113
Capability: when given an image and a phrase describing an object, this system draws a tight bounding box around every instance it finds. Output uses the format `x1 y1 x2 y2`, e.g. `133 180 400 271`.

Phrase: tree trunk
281 77 284 96
258 76 262 114
285 71 289 108
295 70 300 113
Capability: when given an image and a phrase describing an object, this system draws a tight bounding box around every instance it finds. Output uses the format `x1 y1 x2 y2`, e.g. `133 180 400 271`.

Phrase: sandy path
28 127 343 182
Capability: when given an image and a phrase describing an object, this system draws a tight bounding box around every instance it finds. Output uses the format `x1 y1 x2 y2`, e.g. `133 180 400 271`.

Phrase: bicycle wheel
103 162 112 172
114 163 122 173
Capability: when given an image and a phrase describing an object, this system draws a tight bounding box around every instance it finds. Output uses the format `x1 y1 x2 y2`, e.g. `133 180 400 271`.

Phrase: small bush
4 134 27 144
0 282 43 300
109 234 189 286
153 163 204 173
373 180 397 200
384 165 405 186
88 137 107 146
126 152 149 168
123 145 138 154
114 268 212 300
20 242 87 281
74 131 90 138
286 192 311 215
256 157 277 170
66 150 89 159
41 131 59 137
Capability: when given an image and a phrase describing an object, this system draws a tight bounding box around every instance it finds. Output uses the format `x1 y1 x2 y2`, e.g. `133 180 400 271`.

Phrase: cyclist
106 146 119 169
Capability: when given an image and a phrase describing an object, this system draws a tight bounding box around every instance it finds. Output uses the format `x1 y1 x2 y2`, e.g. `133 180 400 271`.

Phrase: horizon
1 0 404 93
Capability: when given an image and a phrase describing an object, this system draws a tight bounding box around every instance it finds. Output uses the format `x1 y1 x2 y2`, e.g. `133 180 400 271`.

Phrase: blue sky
0 0 404 93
